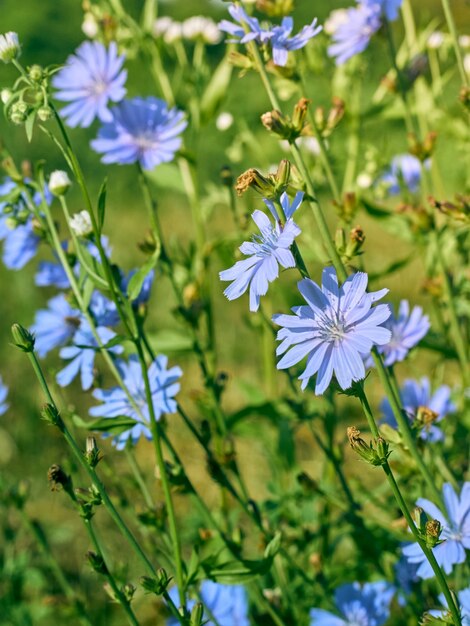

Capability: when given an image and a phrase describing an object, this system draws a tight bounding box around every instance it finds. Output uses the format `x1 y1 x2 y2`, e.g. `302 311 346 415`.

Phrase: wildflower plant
0 0 469 625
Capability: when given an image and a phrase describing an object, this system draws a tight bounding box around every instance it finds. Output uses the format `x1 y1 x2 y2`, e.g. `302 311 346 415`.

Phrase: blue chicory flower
273 267 391 394
219 191 303 312
362 0 403 21
57 320 123 390
91 97 187 170
53 41 127 128
31 294 81 358
328 3 382 65
310 581 396 626
270 17 322 66
89 291 120 327
380 377 455 442
402 482 470 579
381 154 425 195
428 587 470 625
0 376 9 415
167 581 249 626
219 4 272 44
377 299 430 366
89 354 182 449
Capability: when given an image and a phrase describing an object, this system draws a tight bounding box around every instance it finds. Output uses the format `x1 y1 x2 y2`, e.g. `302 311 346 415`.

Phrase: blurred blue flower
167 581 249 626
91 97 187 170
362 0 403 21
220 191 303 312
90 355 182 449
89 291 120 327
273 267 391 394
0 376 9 415
35 258 70 288
310 581 395 626
270 17 322 66
394 556 418 597
428 587 470 625
328 3 382 65
31 294 81 357
53 41 127 128
219 5 272 44
121 268 155 308
402 482 470 579
380 377 455 442
381 154 425 195
3 219 41 270
57 320 123 390
378 299 430 366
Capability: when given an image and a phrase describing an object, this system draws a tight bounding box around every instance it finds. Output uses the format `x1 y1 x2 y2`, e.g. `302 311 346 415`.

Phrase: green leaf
126 250 160 301
25 110 36 143
72 414 138 433
201 556 274 584
200 56 233 124
97 178 107 231
361 198 392 219
264 532 282 559
146 328 194 353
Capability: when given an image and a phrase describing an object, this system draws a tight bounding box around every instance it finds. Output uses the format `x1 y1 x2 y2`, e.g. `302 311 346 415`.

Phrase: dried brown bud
48 464 72 492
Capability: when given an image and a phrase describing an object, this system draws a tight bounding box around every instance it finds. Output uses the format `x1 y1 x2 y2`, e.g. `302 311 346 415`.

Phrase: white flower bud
357 173 373 189
216 112 234 131
427 31 445 50
182 16 221 44
459 35 470 50
49 170 72 196
82 14 99 39
164 22 183 44
1 88 12 104
69 210 93 237
153 17 174 38
0 32 20 63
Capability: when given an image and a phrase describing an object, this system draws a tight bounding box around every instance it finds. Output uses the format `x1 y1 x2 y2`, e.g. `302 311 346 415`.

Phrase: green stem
125 447 155 509
439 0 469 86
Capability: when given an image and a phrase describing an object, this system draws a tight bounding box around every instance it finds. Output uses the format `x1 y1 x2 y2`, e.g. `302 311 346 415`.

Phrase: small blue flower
89 291 120 327
90 355 182 449
328 3 382 65
53 41 127 128
378 299 430 366
380 377 455 442
3 219 41 270
0 376 9 415
219 5 272 44
402 482 470 579
310 581 396 626
121 268 155 308
57 320 123 390
31 294 81 358
428 587 470 625
35 259 70 289
381 154 425 195
362 0 403 21
270 17 322 66
91 97 187 170
220 191 303 312
167 581 249 626
273 267 391 394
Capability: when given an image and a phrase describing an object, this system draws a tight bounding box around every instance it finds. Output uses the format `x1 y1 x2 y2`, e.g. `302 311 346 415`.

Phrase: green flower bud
85 437 102 468
28 64 43 82
37 105 53 122
140 568 172 595
190 603 204 626
41 403 62 427
122 583 136 603
86 551 108 575
11 323 35 352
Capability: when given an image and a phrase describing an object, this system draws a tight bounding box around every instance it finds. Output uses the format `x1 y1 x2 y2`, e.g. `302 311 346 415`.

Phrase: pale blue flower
91 97 187 170
428 587 470 625
220 191 303 312
53 41 127 128
57 320 123 390
90 355 182 449
167 581 249 626
89 291 119 327
219 5 272 44
381 377 455 442
362 0 403 21
0 376 9 415
31 294 81 358
273 267 391 394
270 17 322 66
328 4 382 65
3 219 41 270
310 581 396 626
381 154 425 195
402 482 470 579
378 299 430 366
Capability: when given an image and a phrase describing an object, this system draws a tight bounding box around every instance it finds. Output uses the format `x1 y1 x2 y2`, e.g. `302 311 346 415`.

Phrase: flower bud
122 583 136 603
11 323 35 352
345 225 365 258
190 603 204 626
41 403 62 427
85 436 102 467
235 168 274 197
347 427 389 466
256 0 294 17
0 32 20 63
86 551 108 575
48 464 73 493
140 568 172 595
1 88 12 104
274 159 291 190
425 519 442 548
292 97 310 131
69 210 93 237
49 170 71 196
326 97 345 133
37 105 53 122
28 64 43 82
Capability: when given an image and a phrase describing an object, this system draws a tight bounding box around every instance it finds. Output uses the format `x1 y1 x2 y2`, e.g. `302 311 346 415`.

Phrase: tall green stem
439 0 469 86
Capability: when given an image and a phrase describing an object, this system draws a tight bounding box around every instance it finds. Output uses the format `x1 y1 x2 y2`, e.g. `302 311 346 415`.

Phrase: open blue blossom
31 294 81 358
53 41 127 128
402 482 470 579
428 587 470 625
381 377 455 442
381 154 425 195
57 320 123 390
90 355 182 449
219 5 272 44
91 97 187 170
310 581 396 626
0 376 9 415
377 299 430 366
328 3 382 65
270 17 322 66
273 267 391 394
167 582 249 626
362 0 403 21
220 191 303 312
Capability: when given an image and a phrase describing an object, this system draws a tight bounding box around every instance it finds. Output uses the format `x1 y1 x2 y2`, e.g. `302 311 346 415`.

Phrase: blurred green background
0 0 469 624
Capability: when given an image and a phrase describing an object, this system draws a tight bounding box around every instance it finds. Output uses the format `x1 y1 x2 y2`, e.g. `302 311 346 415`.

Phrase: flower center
90 79 108 96
252 227 280 257
135 133 158 150
316 308 347 343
